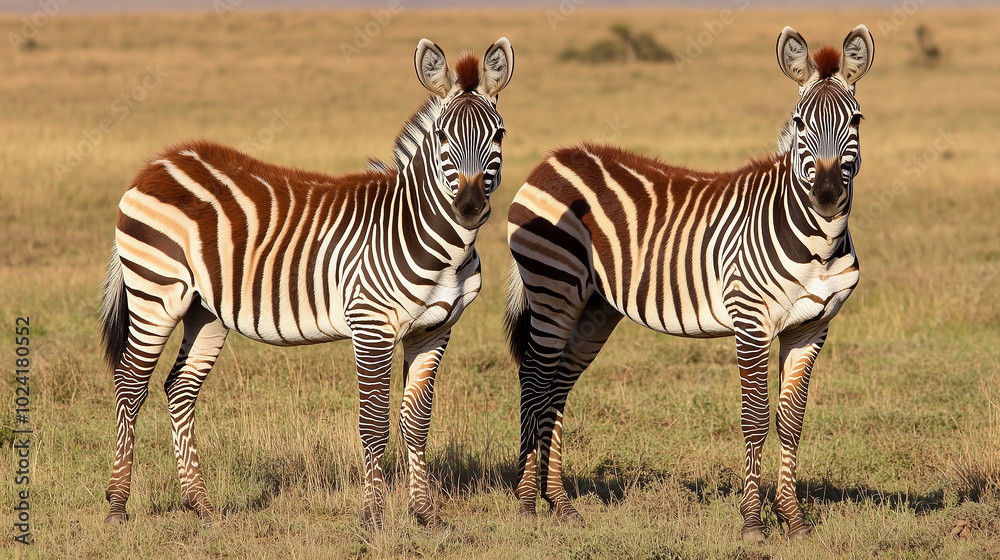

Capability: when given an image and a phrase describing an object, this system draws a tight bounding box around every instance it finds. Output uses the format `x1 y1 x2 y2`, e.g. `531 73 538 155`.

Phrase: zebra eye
794 116 806 133
850 113 863 128
436 130 448 143
493 128 506 143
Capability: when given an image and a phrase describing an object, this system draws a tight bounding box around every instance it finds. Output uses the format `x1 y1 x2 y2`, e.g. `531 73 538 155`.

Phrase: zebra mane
775 114 795 156
367 96 443 173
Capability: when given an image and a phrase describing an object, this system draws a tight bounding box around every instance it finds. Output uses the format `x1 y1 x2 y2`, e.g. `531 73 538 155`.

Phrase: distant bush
561 24 675 64
914 24 941 65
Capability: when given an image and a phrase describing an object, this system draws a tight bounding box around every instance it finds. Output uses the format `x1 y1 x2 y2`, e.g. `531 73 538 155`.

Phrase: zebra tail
502 259 531 369
99 242 129 371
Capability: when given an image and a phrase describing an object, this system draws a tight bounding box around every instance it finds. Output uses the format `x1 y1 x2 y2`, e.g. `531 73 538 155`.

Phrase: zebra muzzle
809 158 847 218
453 172 490 229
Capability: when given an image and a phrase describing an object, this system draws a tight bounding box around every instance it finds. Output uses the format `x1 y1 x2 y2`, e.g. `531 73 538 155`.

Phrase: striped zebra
99 37 513 528
504 26 873 541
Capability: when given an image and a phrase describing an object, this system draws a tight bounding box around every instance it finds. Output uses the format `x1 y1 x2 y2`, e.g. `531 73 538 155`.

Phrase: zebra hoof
197 510 222 527
554 506 584 526
741 525 766 543
409 506 444 528
104 512 129 524
359 505 384 530
787 525 812 541
421 515 448 530
517 503 537 519
182 496 220 524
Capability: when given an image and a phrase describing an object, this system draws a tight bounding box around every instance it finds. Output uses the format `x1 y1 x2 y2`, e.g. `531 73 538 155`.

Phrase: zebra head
415 37 514 230
777 25 874 219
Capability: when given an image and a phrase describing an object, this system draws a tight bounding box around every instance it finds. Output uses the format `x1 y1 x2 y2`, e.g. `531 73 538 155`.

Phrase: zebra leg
773 323 828 540
164 301 229 522
734 326 773 543
515 359 541 517
352 327 396 529
399 330 450 527
514 305 583 516
106 314 177 523
538 296 622 523
515 304 587 518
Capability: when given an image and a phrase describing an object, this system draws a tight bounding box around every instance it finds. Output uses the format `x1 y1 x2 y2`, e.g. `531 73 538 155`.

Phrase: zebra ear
479 37 514 98
840 24 874 85
415 38 454 97
776 26 813 86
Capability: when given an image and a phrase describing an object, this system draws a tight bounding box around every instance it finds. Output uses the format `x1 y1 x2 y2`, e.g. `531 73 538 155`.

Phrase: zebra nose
809 158 846 218
452 172 490 230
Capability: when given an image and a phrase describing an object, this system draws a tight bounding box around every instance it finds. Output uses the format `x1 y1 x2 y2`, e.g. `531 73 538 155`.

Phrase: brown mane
813 45 841 79
455 53 480 92
142 139 394 196
574 141 780 183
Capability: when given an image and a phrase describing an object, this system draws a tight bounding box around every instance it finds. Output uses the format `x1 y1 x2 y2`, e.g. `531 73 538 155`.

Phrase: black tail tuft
99 244 129 371
502 260 532 368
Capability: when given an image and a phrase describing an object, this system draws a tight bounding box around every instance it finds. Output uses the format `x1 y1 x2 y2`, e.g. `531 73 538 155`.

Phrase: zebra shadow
561 470 947 515
792 479 946 513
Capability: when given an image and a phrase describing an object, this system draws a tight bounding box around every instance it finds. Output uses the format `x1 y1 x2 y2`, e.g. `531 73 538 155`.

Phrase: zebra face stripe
436 92 505 229
791 80 862 218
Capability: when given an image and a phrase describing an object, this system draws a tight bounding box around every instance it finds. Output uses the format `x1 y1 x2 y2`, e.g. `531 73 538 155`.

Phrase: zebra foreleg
773 323 828 540
399 330 450 527
352 328 396 529
734 325 774 543
164 304 229 523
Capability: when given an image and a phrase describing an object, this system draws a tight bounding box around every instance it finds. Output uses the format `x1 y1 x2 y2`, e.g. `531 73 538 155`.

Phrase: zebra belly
625 301 734 338
215 286 353 346
603 277 734 339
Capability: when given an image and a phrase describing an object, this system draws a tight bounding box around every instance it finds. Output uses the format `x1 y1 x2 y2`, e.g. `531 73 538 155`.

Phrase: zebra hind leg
512 290 597 519
515 355 542 518
106 314 178 523
164 300 229 523
537 295 622 523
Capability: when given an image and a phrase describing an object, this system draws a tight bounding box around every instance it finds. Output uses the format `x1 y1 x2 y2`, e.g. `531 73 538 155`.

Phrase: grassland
1 7 999 559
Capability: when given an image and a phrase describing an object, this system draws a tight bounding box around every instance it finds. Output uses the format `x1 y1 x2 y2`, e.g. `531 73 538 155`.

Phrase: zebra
504 25 873 541
99 37 513 529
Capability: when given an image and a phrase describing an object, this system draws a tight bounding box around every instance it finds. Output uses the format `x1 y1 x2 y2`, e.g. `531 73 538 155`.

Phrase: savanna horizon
2 7 999 560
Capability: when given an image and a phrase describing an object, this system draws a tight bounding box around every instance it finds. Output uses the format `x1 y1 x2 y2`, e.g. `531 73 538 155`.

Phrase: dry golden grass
1 7 999 559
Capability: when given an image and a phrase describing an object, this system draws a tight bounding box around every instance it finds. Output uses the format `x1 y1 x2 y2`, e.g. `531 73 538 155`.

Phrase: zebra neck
397 138 480 258
777 156 853 263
